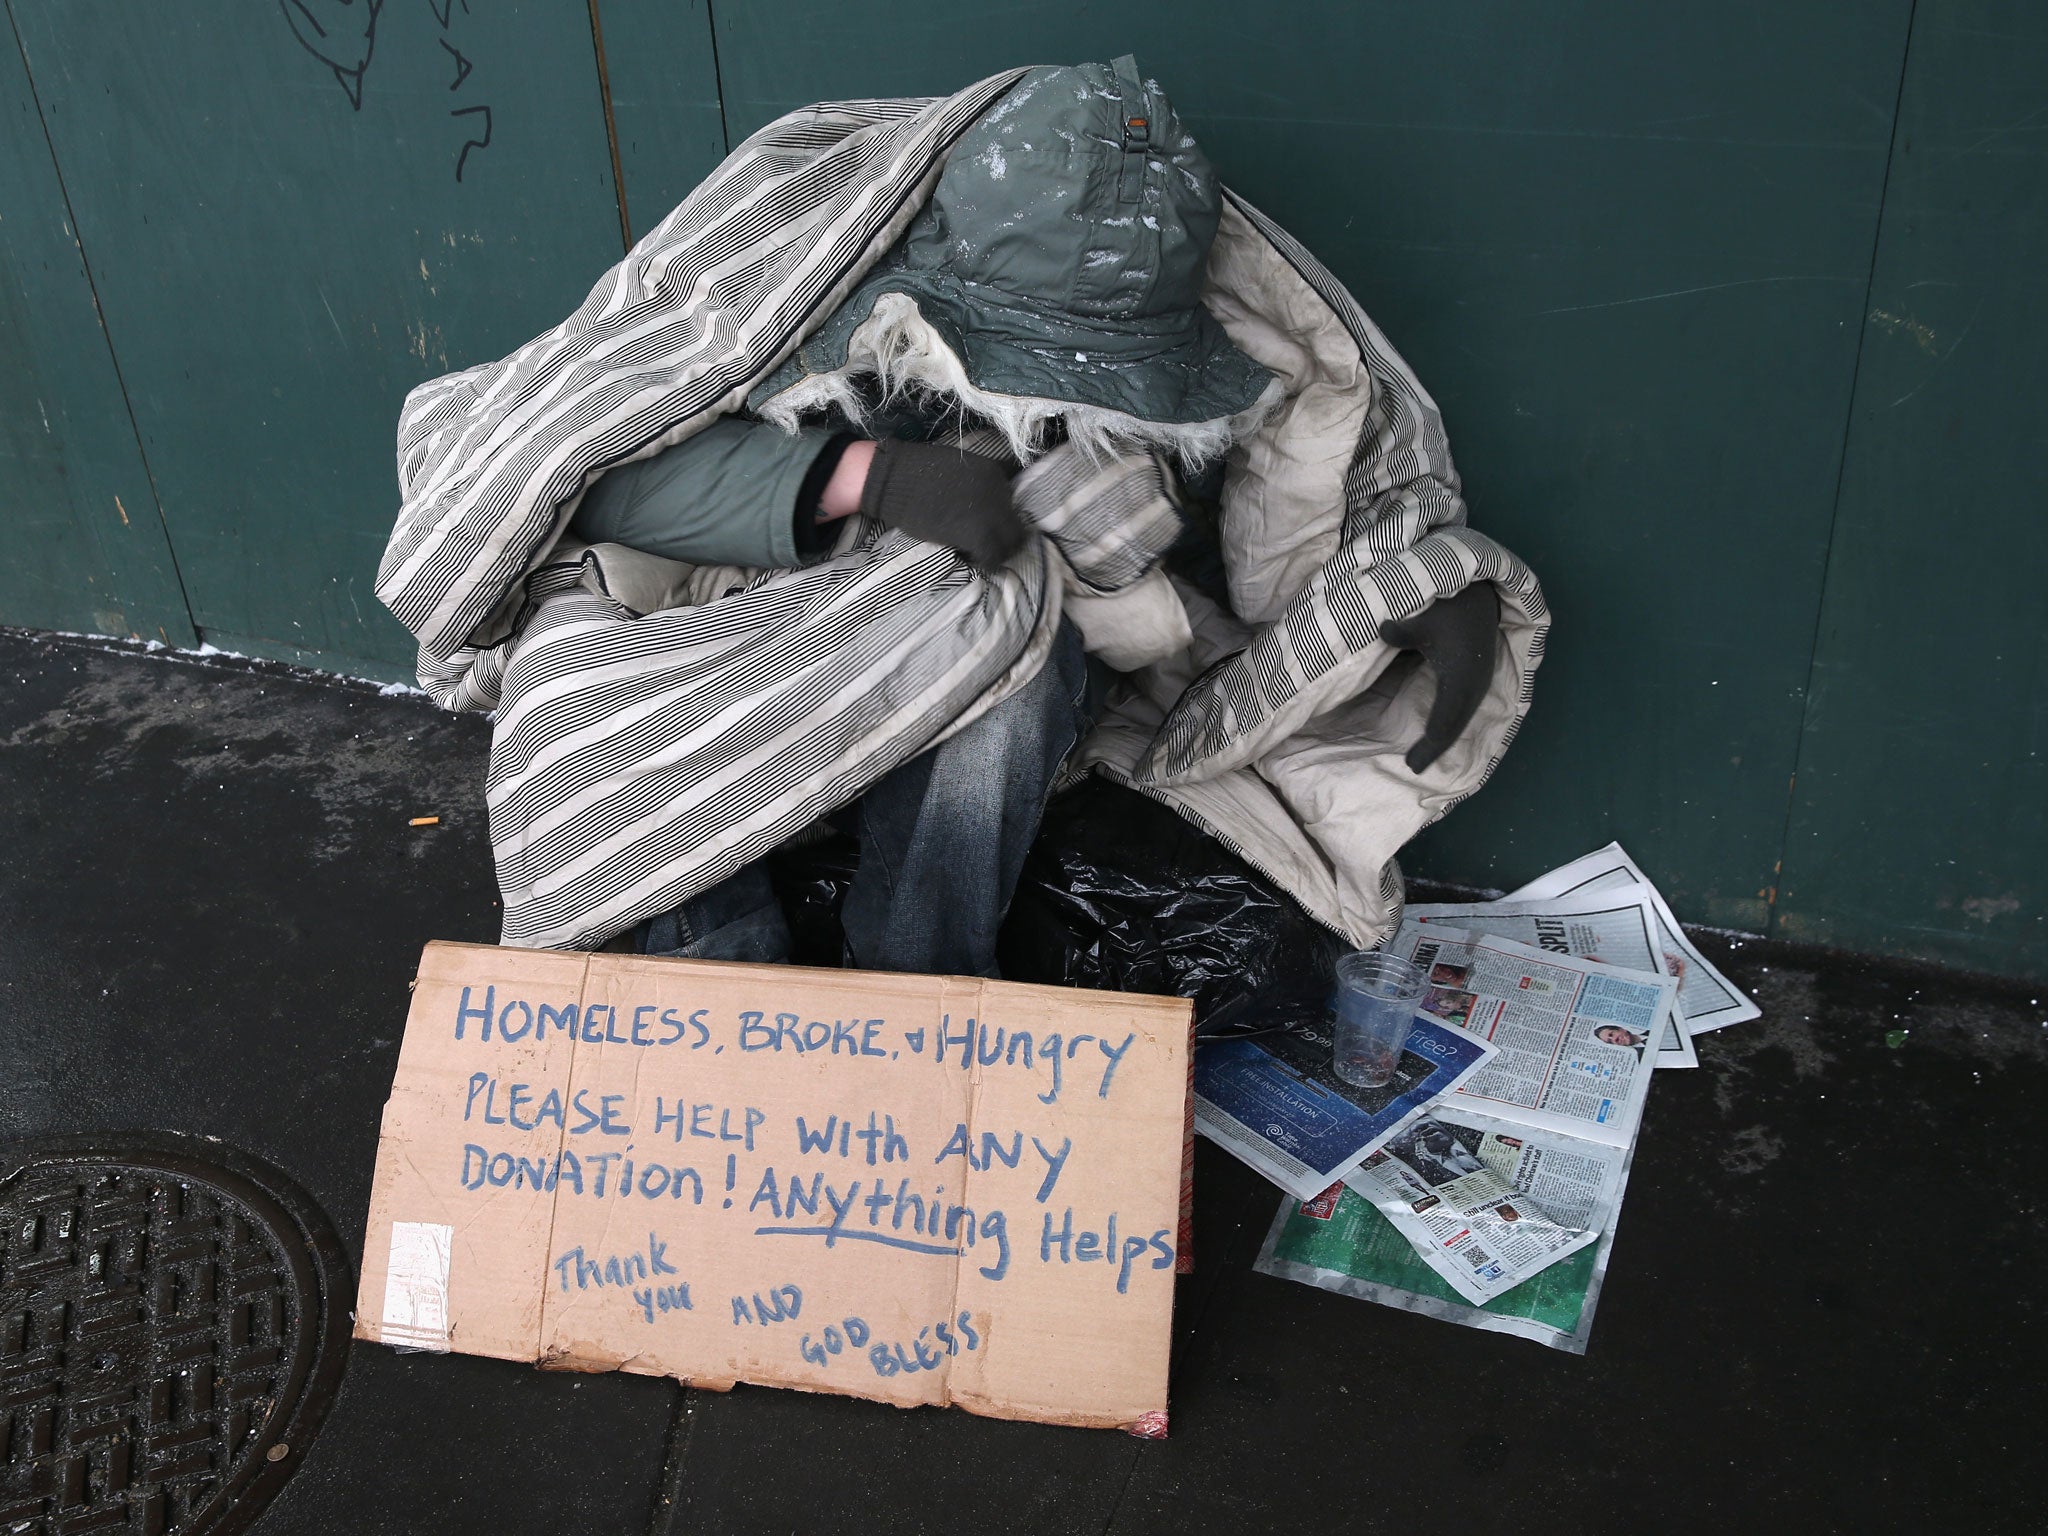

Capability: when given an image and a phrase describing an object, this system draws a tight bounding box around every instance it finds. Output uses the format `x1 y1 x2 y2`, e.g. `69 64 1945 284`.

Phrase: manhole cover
0 1135 351 1536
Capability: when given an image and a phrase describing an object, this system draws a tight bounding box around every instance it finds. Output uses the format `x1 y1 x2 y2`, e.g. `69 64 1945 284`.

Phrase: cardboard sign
355 942 1193 1431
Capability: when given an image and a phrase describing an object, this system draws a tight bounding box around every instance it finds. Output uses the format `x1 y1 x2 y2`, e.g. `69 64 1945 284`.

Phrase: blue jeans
636 620 1098 977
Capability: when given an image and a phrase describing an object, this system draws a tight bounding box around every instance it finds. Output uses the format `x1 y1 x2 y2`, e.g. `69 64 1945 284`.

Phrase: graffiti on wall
280 0 491 181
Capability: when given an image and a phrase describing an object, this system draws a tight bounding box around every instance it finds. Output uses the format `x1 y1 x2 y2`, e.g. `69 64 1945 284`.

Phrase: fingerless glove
857 438 1029 570
1379 583 1500 773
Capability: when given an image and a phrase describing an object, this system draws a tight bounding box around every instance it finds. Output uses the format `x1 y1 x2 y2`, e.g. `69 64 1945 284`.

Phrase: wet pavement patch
0 1135 351 1536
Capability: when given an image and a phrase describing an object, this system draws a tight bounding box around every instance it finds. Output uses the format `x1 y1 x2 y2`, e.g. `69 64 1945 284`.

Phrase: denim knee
928 622 1090 791
637 860 791 963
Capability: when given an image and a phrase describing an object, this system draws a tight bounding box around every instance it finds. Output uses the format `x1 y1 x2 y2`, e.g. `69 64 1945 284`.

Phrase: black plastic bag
996 780 1347 1038
765 828 861 969
765 779 1348 1036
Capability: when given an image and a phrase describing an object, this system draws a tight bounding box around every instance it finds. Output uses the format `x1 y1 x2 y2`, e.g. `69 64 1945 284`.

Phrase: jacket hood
752 57 1277 461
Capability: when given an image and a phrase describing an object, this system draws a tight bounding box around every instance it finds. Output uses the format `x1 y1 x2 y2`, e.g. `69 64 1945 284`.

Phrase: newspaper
1504 841 1759 1034
1252 847 1738 1347
1404 890 1698 1068
1254 926 1663 1339
1386 924 1676 1148
1255 1111 1635 1353
1192 1016 1496 1200
1344 1109 1609 1304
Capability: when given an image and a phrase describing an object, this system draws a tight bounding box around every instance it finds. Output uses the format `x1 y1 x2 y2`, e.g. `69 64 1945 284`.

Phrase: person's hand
835 438 1029 570
1378 583 1499 772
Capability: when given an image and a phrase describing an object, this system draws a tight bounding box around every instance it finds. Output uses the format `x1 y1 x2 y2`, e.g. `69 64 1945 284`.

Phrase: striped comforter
377 71 1549 952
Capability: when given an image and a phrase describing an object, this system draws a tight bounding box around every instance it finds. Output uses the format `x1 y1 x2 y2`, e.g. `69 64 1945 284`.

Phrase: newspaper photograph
1254 1119 1637 1353
1192 1016 1496 1200
1344 1108 1619 1305
1404 890 1698 1068
1385 925 1677 1148
1505 841 1760 1034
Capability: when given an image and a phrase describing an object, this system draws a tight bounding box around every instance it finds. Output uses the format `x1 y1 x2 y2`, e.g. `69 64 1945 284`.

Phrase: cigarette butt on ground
409 815 440 827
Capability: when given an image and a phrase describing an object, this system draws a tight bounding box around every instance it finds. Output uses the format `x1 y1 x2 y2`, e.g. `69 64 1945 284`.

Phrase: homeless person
376 59 1550 976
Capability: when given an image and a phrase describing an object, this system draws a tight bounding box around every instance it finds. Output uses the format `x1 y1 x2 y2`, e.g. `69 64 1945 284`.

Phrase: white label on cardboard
381 1220 453 1352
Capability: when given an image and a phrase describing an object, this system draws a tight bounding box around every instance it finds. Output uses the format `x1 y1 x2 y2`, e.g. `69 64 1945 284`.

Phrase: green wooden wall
1 1 2041 980
1776 0 2048 974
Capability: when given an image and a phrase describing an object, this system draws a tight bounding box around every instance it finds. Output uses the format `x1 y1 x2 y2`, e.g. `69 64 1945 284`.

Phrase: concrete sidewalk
3 626 2042 1535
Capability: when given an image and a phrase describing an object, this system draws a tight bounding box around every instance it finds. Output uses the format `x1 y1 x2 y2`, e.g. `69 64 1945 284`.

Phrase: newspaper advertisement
1386 925 1676 1148
1193 1016 1496 1200
1505 841 1759 1034
1343 1107 1618 1305
1255 1110 1636 1353
1404 890 1698 1068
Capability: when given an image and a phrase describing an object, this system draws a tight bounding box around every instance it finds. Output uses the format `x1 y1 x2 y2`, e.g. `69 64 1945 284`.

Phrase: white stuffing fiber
759 293 1282 470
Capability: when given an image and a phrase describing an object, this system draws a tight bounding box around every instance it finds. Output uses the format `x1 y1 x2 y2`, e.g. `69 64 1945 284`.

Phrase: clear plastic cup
1330 951 1427 1088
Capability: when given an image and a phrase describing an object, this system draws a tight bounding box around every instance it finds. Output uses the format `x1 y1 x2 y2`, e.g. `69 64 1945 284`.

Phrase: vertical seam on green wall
586 0 634 251
2 0 195 645
703 0 731 154
1768 0 1921 940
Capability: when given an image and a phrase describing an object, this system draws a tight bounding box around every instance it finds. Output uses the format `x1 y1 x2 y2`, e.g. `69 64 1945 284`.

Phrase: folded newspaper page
1505 842 1759 1034
1385 925 1676 1148
1253 900 1683 1348
1255 1107 1636 1353
1193 1017 1496 1200
1405 891 1698 1068
1345 1106 1616 1304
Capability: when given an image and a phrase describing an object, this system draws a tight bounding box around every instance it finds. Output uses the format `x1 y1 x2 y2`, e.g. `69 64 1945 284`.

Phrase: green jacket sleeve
569 417 838 569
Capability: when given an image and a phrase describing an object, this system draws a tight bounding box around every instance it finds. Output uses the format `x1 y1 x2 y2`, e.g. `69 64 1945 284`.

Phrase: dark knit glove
1378 582 1500 773
857 438 1030 570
